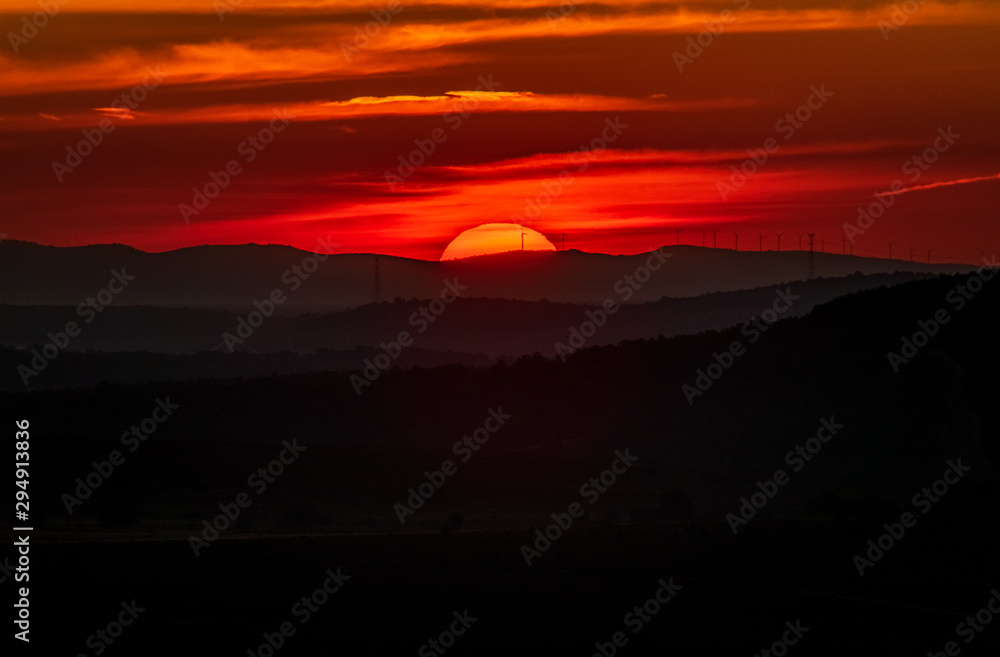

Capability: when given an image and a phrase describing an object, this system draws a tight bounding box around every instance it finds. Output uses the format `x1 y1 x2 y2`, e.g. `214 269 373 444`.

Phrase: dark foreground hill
4 266 1000 529
0 239 973 309
5 269 999 655
0 271 957 389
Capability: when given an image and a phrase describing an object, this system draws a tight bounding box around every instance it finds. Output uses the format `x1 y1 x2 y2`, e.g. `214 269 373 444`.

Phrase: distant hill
7 270 998 530
0 240 973 310
0 272 955 361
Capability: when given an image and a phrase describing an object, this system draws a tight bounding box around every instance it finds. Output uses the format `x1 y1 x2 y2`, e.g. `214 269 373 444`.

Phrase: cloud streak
876 173 1000 197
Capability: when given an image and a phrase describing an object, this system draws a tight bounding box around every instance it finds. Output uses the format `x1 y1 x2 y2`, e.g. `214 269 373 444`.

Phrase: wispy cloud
876 173 1000 197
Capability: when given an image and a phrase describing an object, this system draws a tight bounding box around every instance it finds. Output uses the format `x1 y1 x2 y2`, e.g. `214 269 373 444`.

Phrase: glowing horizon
1 0 997 264
439 223 557 260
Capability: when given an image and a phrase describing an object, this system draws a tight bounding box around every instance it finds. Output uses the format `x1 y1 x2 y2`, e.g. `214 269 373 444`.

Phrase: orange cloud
3 90 756 130
876 173 1000 197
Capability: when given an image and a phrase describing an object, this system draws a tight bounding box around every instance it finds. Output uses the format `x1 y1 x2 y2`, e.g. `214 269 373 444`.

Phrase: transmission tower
808 233 816 280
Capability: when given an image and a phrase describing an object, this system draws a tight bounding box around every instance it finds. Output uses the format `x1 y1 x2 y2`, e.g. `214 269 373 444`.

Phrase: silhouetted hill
0 272 957 369
0 240 973 309
8 270 998 657
0 344 490 391
8 270 997 530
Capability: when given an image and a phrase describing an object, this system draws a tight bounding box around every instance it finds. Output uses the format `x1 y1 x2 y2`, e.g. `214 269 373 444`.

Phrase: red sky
2 0 998 263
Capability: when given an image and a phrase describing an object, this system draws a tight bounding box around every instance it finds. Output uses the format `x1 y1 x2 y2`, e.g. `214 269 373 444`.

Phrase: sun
440 223 557 260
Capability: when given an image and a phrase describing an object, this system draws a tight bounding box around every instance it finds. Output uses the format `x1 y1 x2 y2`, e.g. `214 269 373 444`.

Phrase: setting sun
439 223 557 260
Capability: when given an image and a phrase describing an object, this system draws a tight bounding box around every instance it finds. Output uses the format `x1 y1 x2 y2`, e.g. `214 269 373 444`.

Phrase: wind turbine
758 231 765 252
776 232 783 252
734 232 740 251
797 232 805 250
888 241 896 260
